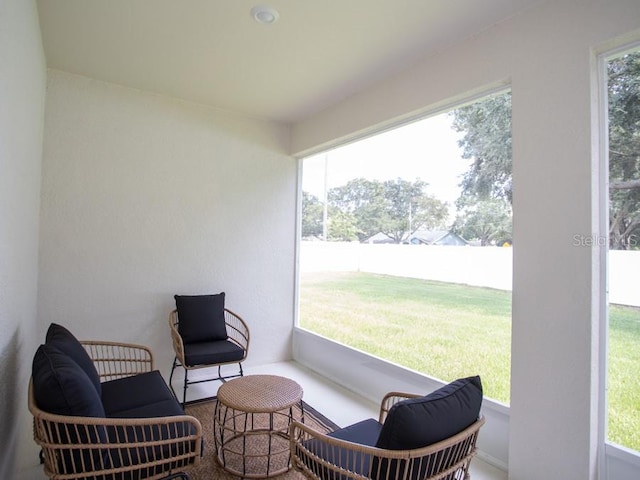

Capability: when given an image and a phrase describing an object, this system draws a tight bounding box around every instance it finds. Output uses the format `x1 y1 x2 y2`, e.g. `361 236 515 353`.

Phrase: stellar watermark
572 233 638 248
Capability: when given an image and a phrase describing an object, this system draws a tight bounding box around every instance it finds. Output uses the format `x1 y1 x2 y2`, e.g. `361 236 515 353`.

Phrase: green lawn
299 271 640 451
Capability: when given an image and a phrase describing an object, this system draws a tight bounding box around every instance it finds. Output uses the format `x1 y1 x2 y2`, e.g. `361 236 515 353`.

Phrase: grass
299 271 640 451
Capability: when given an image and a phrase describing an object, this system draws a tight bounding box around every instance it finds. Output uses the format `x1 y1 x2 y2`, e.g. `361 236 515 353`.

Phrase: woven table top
217 374 303 413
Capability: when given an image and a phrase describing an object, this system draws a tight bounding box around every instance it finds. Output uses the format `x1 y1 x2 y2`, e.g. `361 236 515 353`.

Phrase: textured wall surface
38 70 296 396
0 0 46 476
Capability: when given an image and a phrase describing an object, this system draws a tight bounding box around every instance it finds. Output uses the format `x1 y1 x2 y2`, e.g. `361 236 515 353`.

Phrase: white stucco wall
291 1 640 479
0 0 46 476
38 71 296 393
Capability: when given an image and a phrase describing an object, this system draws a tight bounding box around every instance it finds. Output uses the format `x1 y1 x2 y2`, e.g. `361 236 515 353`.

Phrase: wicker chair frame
29 340 203 480
168 308 250 405
290 392 485 480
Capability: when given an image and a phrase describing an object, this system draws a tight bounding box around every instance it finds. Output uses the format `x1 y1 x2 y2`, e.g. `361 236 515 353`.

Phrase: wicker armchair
29 340 203 480
169 306 250 405
290 390 485 480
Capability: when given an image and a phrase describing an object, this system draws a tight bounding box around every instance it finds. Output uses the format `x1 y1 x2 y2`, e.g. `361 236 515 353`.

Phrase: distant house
366 230 468 246
365 232 396 244
406 230 468 246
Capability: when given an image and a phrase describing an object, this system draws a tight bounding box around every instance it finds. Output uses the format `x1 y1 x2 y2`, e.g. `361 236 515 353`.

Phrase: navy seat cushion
101 370 178 417
375 375 483 451
183 339 245 367
46 323 102 396
32 343 106 418
328 418 383 446
302 419 382 480
102 371 198 478
175 293 228 343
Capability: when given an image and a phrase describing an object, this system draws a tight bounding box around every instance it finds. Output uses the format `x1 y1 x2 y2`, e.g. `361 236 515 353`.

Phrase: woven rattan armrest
290 416 485 480
29 381 203 480
81 340 153 382
378 391 422 423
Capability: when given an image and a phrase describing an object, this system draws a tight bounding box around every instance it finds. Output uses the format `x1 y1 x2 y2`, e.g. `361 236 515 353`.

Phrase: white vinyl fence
300 242 640 307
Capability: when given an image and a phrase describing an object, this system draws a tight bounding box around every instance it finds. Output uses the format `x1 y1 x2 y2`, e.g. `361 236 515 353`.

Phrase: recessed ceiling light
251 5 279 25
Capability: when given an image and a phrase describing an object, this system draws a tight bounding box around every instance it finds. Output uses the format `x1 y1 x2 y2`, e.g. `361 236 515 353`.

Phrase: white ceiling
37 0 542 124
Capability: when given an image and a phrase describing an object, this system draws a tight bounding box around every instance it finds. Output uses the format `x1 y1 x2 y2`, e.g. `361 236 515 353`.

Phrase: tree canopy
451 92 513 205
301 178 448 243
452 197 512 246
328 178 448 243
608 51 640 249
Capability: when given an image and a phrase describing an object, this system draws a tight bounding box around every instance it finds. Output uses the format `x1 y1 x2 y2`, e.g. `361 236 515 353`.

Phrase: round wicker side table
213 374 304 478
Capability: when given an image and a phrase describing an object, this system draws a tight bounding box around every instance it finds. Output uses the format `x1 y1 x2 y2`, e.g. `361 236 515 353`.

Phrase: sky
302 112 472 219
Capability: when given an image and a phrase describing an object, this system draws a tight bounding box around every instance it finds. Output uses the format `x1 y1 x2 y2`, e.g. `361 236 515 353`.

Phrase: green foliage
449 92 513 245
451 92 513 204
328 178 385 241
608 52 640 250
327 210 360 241
453 197 512 246
301 191 324 238
327 177 448 243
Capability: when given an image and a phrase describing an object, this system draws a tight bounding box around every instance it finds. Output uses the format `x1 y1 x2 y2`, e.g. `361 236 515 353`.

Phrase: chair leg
169 357 178 399
239 362 244 376
182 367 189 406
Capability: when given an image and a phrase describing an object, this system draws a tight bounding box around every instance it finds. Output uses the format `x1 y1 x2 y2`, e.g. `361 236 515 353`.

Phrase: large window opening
298 91 513 404
605 48 640 453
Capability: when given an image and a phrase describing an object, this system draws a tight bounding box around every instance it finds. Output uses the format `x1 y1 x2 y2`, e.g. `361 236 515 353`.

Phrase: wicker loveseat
29 323 202 480
290 376 485 480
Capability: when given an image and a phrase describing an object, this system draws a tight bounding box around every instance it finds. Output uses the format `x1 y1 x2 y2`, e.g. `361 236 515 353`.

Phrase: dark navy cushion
107 398 185 419
101 370 176 417
32 344 109 475
328 418 382 446
175 293 228 343
375 375 483 451
46 323 101 395
303 419 382 480
32 343 106 418
183 339 245 367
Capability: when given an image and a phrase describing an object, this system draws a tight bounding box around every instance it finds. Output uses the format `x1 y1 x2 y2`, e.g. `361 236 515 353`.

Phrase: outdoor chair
29 323 202 480
169 292 250 405
290 376 484 480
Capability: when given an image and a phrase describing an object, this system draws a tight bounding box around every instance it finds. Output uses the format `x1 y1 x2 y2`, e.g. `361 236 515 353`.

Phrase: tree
449 54 640 250
378 178 448 243
608 52 640 250
328 178 385 242
328 177 448 243
449 92 513 245
327 210 360 241
451 92 513 205
301 191 324 238
452 197 512 246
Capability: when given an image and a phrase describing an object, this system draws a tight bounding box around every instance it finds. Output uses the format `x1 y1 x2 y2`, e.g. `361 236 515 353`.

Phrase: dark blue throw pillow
46 323 102 396
32 344 106 418
174 293 228 343
375 375 483 450
32 344 108 474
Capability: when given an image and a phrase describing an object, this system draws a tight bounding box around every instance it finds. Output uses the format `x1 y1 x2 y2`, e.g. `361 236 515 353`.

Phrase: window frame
596 41 640 478
294 87 514 404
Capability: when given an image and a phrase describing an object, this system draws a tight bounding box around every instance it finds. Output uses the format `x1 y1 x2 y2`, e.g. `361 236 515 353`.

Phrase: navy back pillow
46 323 102 395
174 293 228 343
375 375 483 450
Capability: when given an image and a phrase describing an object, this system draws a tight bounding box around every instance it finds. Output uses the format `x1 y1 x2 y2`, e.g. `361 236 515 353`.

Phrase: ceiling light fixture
251 5 279 25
